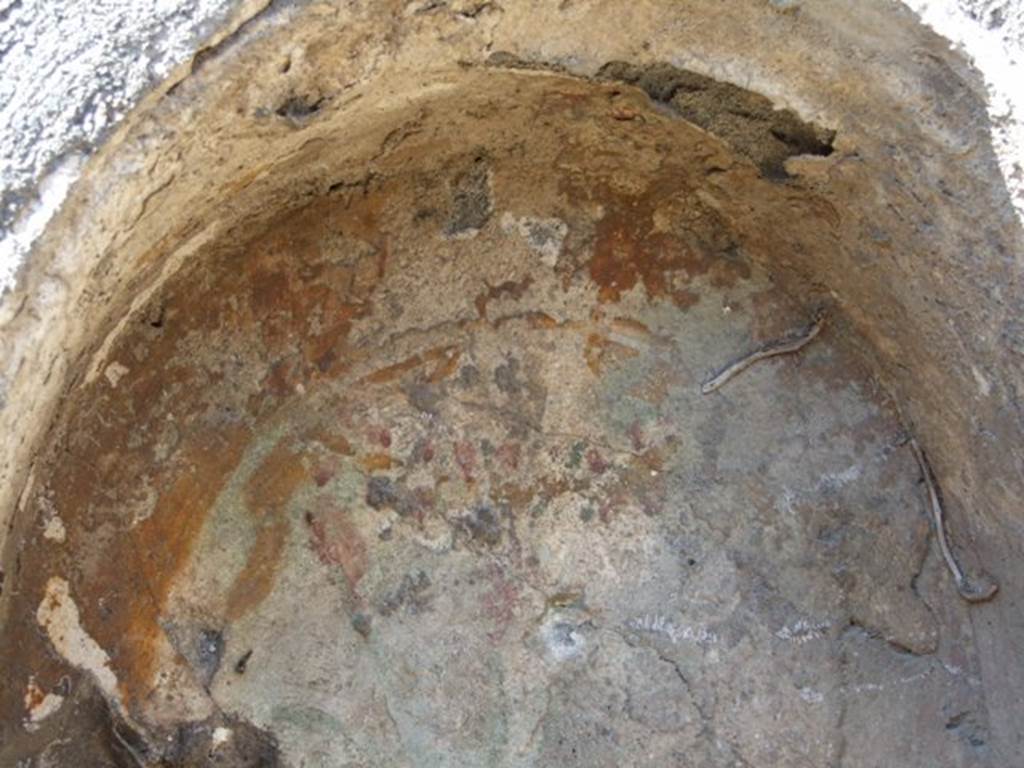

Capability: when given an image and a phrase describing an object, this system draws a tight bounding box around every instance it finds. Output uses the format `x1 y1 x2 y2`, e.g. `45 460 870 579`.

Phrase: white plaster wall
905 0 1024 217
0 0 240 294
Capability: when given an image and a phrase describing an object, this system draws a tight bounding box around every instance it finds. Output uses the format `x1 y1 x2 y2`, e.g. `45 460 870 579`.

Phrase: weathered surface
0 0 260 290
2 0 1023 295
0 75 1009 767
0 1 1022 766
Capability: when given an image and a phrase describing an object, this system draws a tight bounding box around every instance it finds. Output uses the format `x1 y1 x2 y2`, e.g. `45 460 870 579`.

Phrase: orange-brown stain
609 316 653 336
538 475 571 500
360 453 394 472
364 353 429 385
224 438 310 621
584 333 606 375
118 424 251 704
427 346 462 383
304 427 354 456
2 186 395 719
559 173 750 308
584 333 640 375
474 276 534 320
496 482 535 512
492 310 564 331
23 680 45 712
526 311 561 329
363 345 462 385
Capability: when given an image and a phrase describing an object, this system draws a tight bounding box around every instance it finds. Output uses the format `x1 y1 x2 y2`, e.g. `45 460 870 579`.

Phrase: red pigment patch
367 426 392 448
481 565 520 644
586 448 610 475
225 438 310 621
454 441 477 483
497 442 521 471
313 466 335 487
306 506 367 591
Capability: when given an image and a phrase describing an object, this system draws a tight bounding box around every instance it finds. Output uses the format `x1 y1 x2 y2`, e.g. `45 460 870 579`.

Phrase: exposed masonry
0 1 1022 765
484 52 837 180
0 121 984 762
1 2 1023 294
596 61 835 178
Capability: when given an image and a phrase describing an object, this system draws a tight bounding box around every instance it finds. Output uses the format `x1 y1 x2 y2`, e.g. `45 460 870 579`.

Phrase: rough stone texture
0 0 257 292
0 81 995 765
2 0 1022 296
0 1 1022 766
906 0 1024 218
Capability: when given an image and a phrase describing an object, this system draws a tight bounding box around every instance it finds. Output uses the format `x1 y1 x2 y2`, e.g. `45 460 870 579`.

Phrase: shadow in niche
484 51 836 179
0 673 280 767
597 60 836 179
